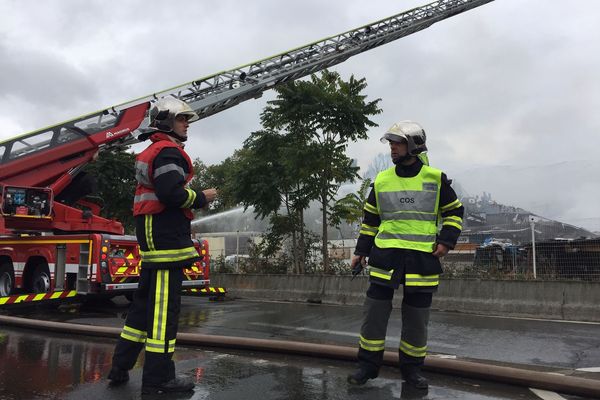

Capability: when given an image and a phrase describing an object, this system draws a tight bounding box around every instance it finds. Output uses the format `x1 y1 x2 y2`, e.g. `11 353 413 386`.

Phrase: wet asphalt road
0 327 570 400
24 296 600 370
1 296 599 399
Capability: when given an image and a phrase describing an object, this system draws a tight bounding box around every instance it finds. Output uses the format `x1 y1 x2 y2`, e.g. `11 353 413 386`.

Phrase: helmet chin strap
168 131 188 142
392 154 413 165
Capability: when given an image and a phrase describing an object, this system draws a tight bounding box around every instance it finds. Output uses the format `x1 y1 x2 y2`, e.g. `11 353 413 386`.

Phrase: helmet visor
177 111 200 123
380 132 407 144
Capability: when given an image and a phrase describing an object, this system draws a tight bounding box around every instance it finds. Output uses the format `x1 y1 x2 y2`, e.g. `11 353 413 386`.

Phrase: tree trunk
299 209 306 274
291 229 299 274
321 190 329 274
285 195 299 274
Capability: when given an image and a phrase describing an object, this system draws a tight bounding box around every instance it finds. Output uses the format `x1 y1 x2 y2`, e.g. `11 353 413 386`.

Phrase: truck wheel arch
0 257 15 296
23 256 51 293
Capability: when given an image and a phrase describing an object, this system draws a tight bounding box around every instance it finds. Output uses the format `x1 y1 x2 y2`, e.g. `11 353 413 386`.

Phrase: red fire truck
0 103 211 303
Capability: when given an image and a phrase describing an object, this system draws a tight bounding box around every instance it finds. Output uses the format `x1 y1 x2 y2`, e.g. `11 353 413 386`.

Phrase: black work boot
141 377 195 394
347 367 378 385
107 366 130 386
400 365 428 389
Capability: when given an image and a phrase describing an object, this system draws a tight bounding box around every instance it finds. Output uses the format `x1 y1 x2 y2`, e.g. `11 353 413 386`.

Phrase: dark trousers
357 283 432 373
111 268 183 385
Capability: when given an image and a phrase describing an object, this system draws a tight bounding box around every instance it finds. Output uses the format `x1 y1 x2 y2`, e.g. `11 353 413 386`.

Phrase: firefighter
347 121 464 390
108 96 217 394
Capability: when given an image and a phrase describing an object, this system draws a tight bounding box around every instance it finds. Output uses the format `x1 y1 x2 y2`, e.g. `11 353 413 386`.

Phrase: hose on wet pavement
0 314 598 398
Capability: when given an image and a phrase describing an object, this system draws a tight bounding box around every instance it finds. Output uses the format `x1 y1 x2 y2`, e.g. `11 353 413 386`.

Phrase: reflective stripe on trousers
399 303 430 365
357 296 393 371
111 267 184 385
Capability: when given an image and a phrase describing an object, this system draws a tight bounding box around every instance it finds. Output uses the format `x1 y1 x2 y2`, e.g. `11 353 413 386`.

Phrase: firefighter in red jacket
347 121 463 390
108 96 217 394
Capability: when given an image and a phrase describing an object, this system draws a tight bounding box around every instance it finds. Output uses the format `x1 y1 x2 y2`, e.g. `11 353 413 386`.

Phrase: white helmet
380 120 427 155
148 95 199 134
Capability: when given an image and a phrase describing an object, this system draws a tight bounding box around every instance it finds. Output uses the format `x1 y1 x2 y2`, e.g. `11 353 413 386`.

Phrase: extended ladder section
170 0 494 122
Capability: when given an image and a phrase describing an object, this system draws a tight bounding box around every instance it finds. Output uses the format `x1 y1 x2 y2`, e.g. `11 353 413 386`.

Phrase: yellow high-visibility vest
374 165 442 252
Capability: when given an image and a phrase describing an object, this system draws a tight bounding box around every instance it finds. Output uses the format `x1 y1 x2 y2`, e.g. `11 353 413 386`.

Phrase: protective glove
350 255 367 280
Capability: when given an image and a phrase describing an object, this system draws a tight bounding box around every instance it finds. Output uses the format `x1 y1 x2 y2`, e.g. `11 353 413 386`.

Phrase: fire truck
0 102 211 301
0 0 493 304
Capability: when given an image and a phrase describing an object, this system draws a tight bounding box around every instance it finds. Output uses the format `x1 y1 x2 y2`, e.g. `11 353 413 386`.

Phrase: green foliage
230 132 304 219
260 70 382 273
243 227 322 275
216 70 381 274
189 156 240 213
83 148 136 233
226 130 313 273
331 177 372 228
242 238 290 274
210 254 231 274
296 231 326 274
262 70 382 144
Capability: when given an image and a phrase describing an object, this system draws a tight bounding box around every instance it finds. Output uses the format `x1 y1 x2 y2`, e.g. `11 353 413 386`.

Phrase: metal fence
444 238 600 281
323 239 600 281
329 219 600 281
207 216 600 280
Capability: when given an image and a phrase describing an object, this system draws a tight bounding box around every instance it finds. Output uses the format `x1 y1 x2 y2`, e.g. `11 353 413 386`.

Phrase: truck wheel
0 263 15 297
30 266 51 293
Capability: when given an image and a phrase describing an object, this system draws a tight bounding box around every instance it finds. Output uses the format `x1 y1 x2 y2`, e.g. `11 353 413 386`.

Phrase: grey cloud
0 43 101 128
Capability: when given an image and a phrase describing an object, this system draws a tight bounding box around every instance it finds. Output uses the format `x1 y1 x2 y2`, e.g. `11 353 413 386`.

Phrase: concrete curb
210 274 600 322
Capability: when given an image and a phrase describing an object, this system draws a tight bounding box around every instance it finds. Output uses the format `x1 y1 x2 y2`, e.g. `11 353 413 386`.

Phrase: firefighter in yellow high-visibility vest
347 121 464 390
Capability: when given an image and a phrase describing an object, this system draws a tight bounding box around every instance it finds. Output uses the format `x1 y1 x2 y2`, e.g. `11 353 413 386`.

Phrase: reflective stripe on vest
134 192 159 203
374 165 442 252
133 133 194 218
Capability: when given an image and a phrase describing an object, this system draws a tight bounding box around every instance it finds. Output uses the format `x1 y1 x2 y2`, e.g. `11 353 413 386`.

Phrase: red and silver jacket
133 133 206 269
133 133 195 219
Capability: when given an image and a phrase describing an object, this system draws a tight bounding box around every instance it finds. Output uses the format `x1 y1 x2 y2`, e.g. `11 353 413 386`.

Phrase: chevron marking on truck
187 287 226 294
0 290 78 305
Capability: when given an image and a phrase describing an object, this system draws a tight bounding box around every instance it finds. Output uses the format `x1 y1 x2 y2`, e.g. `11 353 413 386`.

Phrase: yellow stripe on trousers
152 270 169 349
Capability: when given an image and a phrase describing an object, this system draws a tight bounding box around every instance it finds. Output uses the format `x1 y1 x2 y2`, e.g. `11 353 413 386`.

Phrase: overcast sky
1 0 599 231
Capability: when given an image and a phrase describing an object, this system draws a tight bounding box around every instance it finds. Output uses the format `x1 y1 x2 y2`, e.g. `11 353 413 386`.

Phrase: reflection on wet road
0 327 552 400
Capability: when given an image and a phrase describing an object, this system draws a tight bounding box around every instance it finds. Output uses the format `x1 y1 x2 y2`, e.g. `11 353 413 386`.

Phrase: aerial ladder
0 0 494 303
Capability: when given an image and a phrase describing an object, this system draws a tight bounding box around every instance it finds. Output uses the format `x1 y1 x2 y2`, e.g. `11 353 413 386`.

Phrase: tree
229 130 314 274
331 177 372 235
189 157 240 214
83 147 136 233
261 70 381 273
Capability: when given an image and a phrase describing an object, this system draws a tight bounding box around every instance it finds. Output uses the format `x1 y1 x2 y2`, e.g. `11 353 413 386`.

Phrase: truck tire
29 265 51 293
0 263 15 297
